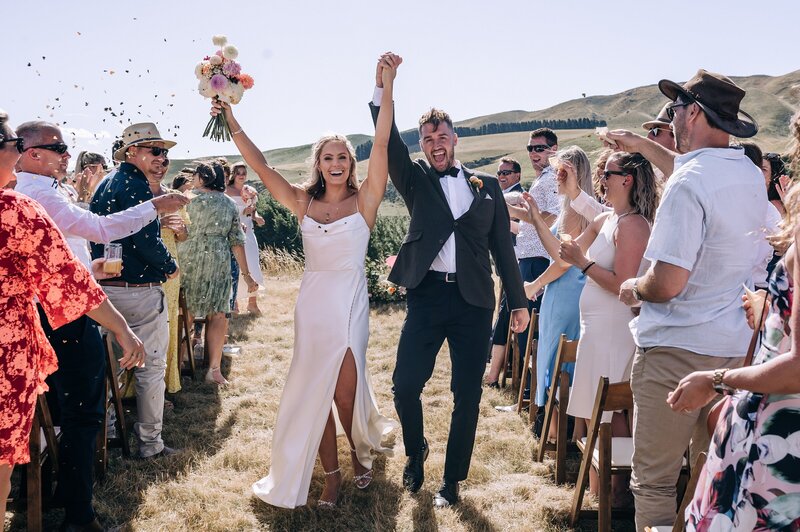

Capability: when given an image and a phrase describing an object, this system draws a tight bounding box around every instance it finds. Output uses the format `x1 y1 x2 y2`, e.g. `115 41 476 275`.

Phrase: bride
211 53 402 508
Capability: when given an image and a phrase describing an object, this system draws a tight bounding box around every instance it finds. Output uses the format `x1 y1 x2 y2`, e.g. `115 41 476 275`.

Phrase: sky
5 0 799 164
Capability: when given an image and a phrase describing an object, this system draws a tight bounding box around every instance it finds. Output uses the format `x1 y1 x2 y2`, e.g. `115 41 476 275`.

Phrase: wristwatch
712 368 735 395
632 279 644 302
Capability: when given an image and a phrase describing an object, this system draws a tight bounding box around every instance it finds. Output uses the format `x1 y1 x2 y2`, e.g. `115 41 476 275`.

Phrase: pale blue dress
534 225 586 407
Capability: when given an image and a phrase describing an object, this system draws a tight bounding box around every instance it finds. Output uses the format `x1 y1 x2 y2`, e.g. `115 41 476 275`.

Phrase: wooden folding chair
570 377 634 530
499 317 521 391
95 334 131 480
517 311 538 414
178 287 198 379
535 334 578 484
645 453 708 532
7 396 60 532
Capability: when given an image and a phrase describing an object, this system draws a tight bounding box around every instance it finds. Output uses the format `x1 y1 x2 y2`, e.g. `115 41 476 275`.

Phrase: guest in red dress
0 109 145 522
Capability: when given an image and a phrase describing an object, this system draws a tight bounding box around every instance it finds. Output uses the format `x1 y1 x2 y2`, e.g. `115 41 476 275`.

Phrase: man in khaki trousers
615 70 769 531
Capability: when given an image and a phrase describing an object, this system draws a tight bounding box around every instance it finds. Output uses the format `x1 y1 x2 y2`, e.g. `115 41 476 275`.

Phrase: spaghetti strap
304 197 315 219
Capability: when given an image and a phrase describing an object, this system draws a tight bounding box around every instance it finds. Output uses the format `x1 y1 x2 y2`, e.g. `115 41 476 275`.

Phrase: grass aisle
72 275 607 531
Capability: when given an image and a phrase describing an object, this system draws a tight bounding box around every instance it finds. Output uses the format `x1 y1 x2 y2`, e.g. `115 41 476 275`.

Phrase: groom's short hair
418 108 453 134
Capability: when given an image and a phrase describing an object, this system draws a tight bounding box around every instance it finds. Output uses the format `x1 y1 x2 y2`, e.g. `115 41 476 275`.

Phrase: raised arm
213 102 306 217
360 54 402 228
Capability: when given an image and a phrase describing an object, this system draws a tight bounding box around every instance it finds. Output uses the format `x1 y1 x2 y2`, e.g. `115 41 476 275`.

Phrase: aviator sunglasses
138 146 170 157
497 169 518 176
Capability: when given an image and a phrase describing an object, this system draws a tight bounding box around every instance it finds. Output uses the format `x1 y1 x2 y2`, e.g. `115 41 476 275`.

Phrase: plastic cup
103 243 123 275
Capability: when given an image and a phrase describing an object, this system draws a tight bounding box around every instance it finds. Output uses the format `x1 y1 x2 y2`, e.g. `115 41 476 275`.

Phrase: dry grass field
5 273 636 532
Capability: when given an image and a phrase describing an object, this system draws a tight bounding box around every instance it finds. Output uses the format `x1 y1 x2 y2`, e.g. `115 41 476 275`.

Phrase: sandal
318 468 341 509
351 448 373 490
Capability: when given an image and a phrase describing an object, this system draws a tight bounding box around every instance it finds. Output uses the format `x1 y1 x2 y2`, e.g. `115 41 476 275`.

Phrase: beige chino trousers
630 345 742 532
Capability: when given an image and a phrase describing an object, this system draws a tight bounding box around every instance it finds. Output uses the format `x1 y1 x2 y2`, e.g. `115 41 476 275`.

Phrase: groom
370 54 528 507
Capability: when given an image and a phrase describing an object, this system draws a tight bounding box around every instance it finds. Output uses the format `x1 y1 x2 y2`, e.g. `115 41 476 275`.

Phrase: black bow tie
436 167 460 178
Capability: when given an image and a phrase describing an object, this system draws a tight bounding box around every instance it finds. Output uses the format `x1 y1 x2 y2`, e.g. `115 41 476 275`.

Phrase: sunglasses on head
135 146 169 157
601 170 629 181
0 135 25 153
666 100 693 120
497 169 518 176
25 142 69 154
527 144 552 153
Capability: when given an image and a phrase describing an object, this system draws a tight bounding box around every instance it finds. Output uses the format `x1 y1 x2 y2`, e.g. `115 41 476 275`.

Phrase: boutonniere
468 176 483 190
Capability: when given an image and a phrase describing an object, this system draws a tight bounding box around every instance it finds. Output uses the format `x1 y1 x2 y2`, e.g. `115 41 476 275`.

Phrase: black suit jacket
370 103 526 311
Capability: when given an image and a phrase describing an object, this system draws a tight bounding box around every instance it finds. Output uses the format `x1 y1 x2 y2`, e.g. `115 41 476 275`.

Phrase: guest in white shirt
615 70 769 531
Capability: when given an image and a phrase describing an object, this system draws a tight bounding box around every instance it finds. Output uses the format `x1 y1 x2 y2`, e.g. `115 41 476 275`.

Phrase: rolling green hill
167 69 799 186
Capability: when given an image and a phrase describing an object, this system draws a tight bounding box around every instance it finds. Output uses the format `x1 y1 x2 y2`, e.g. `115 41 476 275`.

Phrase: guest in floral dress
0 109 144 521
179 162 256 385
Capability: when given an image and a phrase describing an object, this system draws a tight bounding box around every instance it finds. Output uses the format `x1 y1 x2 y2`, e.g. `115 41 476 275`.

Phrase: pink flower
210 74 229 91
238 73 254 90
215 50 224 57
222 61 241 76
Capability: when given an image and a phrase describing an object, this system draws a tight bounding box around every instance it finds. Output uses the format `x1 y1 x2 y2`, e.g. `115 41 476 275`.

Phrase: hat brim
113 139 177 162
658 78 758 138
642 118 671 131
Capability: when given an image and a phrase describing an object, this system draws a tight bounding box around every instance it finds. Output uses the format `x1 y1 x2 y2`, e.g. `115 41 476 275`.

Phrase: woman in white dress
225 162 266 314
520 151 659 501
210 54 402 508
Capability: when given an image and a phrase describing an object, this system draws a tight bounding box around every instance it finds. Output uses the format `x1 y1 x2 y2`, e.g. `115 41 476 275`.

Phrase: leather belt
426 271 457 283
98 280 164 288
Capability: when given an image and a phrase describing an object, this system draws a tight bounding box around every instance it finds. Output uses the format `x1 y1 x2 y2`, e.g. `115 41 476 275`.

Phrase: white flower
212 35 227 46
229 82 244 104
222 45 239 60
194 61 207 80
218 81 244 105
198 79 216 99
209 55 223 66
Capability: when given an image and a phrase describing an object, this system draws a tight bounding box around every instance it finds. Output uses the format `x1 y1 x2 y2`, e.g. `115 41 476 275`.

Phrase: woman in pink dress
0 110 145 518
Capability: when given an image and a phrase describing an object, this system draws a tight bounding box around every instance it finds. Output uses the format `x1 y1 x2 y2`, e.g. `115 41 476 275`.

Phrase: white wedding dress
230 195 265 291
252 205 397 508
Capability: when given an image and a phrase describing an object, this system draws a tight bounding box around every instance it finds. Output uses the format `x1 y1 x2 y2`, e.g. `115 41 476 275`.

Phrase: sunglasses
25 142 69 154
648 127 672 138
601 170 629 181
497 169 518 176
666 100 692 120
0 136 25 153
527 144 552 153
138 146 169 157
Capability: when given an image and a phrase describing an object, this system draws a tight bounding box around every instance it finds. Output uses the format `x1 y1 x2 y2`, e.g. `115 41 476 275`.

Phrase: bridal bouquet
196 35 255 142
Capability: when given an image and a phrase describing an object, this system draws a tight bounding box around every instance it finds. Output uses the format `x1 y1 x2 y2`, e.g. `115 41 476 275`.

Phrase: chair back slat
558 334 579 364
603 381 633 412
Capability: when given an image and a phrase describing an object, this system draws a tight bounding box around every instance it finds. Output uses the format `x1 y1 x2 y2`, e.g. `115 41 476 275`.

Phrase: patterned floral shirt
516 165 561 259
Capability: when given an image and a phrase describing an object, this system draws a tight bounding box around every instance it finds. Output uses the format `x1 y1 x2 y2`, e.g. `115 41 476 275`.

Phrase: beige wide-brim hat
642 102 672 131
113 122 177 162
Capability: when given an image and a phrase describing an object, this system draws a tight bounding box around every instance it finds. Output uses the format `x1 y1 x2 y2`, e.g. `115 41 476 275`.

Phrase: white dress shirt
429 163 473 273
15 171 157 268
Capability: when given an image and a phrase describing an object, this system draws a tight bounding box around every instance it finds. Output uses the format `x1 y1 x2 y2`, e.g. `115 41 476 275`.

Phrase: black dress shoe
402 437 429 493
433 479 460 508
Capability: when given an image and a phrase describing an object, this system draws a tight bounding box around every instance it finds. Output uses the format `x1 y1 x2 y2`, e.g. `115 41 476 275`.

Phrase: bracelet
231 128 243 135
581 261 595 274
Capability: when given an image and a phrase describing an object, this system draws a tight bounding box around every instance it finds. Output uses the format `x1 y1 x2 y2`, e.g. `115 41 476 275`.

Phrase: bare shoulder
617 213 651 238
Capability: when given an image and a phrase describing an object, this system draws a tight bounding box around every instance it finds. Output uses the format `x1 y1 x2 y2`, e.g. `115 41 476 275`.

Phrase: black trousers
39 308 105 525
393 274 493 482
